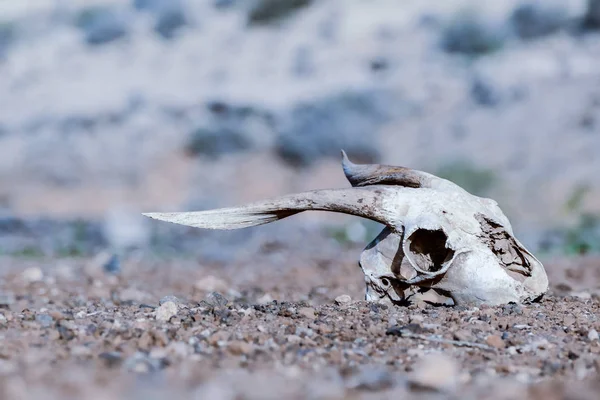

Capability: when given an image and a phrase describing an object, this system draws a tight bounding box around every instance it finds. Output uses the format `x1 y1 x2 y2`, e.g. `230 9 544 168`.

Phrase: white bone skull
144 152 548 306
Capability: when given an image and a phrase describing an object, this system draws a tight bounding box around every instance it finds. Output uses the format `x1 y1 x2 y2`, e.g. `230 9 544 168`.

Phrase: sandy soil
1 241 599 400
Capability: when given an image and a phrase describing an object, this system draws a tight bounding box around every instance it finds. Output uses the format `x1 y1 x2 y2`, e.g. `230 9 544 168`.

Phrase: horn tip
340 149 355 170
142 212 161 220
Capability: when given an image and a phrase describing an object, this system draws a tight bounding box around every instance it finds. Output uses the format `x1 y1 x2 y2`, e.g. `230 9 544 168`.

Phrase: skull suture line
144 152 548 306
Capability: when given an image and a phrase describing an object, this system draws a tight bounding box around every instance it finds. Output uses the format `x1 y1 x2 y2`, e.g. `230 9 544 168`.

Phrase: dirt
1 243 599 400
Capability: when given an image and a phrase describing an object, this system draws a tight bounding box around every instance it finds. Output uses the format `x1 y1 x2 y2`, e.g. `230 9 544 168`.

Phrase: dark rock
154 6 187 39
75 7 128 46
103 254 121 274
248 0 313 26
510 3 568 40
502 303 523 316
206 292 229 309
584 0 600 29
185 127 251 158
386 323 428 336
275 91 393 167
0 21 15 60
57 325 75 341
214 0 238 9
369 56 389 73
132 0 187 39
441 12 505 56
471 77 499 107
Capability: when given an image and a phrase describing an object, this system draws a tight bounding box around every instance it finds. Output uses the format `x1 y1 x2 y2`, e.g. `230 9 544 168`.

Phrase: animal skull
144 152 548 306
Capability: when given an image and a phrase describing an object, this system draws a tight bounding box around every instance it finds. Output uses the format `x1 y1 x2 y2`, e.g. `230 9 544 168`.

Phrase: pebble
588 329 599 341
155 301 178 322
563 315 576 327
287 335 302 344
228 341 254 356
298 307 316 319
453 329 472 342
410 353 459 392
206 292 229 308
335 294 351 305
486 335 506 349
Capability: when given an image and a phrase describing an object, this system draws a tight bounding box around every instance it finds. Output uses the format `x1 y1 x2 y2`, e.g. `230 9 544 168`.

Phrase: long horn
143 186 396 230
341 150 447 189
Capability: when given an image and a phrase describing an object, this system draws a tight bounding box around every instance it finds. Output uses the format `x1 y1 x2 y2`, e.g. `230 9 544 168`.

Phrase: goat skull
143 152 548 306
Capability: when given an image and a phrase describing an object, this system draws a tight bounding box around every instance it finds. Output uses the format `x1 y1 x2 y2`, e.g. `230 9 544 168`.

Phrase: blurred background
1 0 600 262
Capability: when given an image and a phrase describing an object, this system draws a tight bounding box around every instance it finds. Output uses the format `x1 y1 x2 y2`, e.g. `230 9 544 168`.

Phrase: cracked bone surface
144 151 548 306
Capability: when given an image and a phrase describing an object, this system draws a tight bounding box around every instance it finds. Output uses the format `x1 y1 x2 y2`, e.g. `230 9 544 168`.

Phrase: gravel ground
1 243 599 399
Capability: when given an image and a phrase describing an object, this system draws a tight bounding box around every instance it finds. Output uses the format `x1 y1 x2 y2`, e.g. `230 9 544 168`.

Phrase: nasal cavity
407 229 454 272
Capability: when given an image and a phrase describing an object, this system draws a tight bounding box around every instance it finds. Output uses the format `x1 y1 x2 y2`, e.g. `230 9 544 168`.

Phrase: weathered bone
341 150 461 193
143 187 398 229
143 152 549 307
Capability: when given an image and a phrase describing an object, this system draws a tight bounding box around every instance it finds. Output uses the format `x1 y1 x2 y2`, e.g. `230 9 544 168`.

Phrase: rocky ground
1 242 599 399
2 1 600 399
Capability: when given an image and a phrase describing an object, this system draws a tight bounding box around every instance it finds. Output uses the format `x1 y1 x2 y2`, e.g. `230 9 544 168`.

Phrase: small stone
206 292 229 308
228 341 254 355
453 329 472 342
22 267 44 283
194 276 228 293
486 335 505 349
298 307 316 319
588 329 599 341
335 294 352 305
155 301 178 322
410 353 459 392
287 335 302 344
103 254 120 274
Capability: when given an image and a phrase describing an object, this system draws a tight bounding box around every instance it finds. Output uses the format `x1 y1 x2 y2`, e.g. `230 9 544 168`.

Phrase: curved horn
143 186 396 230
341 150 446 189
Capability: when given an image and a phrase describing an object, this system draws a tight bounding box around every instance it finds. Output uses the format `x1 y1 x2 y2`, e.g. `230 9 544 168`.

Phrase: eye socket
405 228 455 273
380 277 391 288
